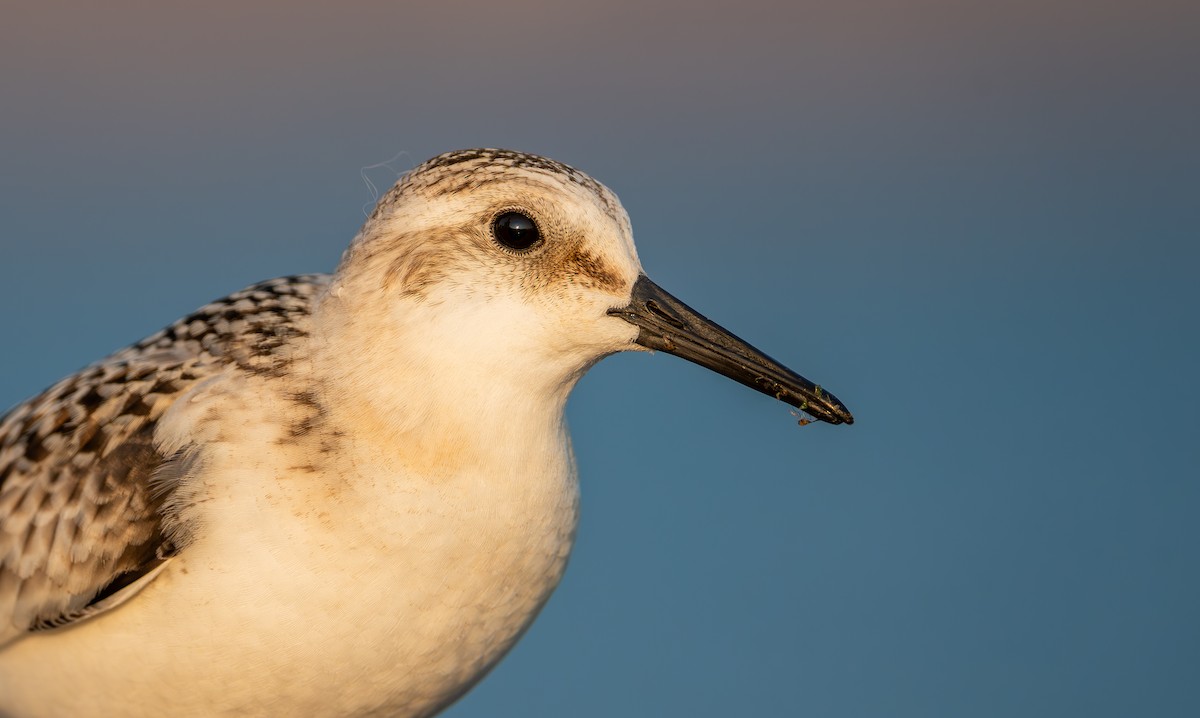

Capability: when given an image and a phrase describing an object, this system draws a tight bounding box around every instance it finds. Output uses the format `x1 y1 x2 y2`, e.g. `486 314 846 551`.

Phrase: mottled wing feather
0 274 329 644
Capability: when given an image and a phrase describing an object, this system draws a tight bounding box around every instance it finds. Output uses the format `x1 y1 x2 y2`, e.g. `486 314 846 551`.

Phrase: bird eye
492 211 542 252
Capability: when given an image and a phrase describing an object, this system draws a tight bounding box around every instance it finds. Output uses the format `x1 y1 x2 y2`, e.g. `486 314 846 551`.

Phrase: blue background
2 2 1197 715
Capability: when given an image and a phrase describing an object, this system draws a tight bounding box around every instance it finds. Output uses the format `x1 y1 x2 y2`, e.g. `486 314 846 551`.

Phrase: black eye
492 211 542 252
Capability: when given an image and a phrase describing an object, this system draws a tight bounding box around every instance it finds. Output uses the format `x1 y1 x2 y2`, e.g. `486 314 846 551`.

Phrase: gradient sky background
2 1 1198 716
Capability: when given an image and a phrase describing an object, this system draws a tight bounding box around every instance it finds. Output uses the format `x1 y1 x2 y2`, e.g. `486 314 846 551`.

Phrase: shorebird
0 149 853 717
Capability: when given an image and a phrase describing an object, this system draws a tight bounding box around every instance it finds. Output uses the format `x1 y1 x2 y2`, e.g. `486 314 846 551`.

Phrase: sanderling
0 149 852 717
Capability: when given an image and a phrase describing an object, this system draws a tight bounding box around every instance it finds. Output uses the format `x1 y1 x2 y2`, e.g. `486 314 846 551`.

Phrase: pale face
334 151 644 380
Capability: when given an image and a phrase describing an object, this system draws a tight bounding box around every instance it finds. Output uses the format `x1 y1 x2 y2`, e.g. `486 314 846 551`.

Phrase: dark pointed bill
608 275 854 425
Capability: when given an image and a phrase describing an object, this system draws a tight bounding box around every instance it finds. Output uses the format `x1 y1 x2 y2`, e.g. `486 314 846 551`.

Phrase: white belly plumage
0 453 579 718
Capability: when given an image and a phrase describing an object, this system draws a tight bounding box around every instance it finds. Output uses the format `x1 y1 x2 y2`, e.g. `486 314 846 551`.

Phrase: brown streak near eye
563 248 624 292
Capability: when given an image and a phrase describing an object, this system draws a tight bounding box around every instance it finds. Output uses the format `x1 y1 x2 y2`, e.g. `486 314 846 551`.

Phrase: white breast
0 370 581 718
